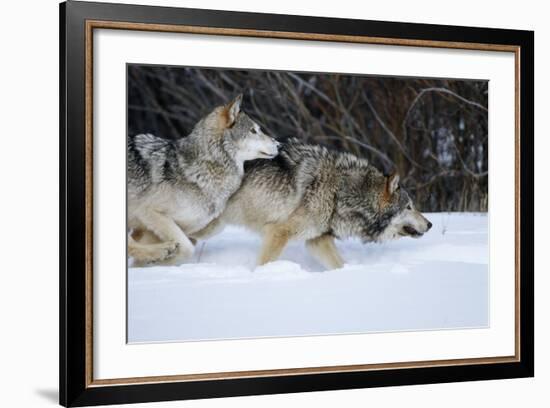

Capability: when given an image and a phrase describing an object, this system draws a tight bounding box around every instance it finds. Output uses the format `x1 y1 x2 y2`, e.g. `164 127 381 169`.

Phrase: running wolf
128 94 280 265
194 139 432 269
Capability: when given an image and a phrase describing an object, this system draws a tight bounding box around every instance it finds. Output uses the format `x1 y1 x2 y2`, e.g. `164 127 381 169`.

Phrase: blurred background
128 65 488 212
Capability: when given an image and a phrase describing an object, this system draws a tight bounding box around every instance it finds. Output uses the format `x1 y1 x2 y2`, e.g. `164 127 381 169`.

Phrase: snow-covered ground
128 213 488 343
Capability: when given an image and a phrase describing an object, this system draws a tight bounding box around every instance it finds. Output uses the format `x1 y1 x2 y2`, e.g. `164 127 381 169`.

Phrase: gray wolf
127 94 280 265
193 139 432 269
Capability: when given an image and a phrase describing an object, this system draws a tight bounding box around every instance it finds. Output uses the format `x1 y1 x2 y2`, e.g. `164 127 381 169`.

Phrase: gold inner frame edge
83 20 521 388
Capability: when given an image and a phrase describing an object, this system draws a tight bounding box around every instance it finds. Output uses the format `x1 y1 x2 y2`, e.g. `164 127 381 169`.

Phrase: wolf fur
193 139 432 269
128 94 280 265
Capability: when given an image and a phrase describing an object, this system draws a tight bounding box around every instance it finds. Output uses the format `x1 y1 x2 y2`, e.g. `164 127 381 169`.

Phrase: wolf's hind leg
137 210 195 263
128 234 179 266
257 224 292 266
132 228 161 244
306 234 344 270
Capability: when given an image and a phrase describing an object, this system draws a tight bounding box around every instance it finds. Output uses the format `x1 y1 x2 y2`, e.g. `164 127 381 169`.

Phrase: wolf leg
128 234 179 266
136 210 195 264
190 217 225 241
131 228 161 244
257 224 292 265
306 234 344 270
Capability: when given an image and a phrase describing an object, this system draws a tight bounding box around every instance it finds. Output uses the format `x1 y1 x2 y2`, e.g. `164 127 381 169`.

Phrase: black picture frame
60 1 534 406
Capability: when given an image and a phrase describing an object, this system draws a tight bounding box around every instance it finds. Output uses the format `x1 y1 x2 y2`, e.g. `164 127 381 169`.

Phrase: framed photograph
60 1 534 406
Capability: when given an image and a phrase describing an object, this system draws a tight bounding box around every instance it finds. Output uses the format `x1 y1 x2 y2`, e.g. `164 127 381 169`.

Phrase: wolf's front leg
137 210 195 264
257 224 292 266
306 234 344 270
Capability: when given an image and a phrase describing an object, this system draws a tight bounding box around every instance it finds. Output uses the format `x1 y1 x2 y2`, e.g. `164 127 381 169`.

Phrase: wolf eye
407 204 412 210
250 128 257 134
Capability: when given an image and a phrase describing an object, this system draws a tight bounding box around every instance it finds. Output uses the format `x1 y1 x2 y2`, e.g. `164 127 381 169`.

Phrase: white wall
0 0 545 407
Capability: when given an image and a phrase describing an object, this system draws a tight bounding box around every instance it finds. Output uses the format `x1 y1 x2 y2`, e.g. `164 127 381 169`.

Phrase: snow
128 213 489 343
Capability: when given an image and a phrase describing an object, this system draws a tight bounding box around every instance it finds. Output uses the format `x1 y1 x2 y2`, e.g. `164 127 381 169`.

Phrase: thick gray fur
127 95 280 265
195 139 432 269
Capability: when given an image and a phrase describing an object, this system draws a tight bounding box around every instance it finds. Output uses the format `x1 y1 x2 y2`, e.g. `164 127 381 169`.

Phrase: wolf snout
256 138 281 159
269 139 282 155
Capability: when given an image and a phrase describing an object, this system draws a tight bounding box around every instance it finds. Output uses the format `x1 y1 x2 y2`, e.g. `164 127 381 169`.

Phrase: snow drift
128 212 488 343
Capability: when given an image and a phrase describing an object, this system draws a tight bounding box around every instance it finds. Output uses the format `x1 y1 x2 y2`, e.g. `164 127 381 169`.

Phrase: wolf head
196 94 280 162
333 163 432 243
374 174 432 241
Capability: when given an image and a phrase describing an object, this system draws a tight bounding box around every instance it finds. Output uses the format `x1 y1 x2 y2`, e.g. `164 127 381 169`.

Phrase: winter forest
128 64 488 212
127 64 490 343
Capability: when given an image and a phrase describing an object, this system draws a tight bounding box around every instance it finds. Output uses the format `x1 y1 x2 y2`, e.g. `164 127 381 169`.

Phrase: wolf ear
223 94 243 128
386 173 400 195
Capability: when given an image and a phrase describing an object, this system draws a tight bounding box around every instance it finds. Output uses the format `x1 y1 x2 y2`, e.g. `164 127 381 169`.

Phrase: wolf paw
129 241 180 266
147 241 179 264
155 241 195 266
